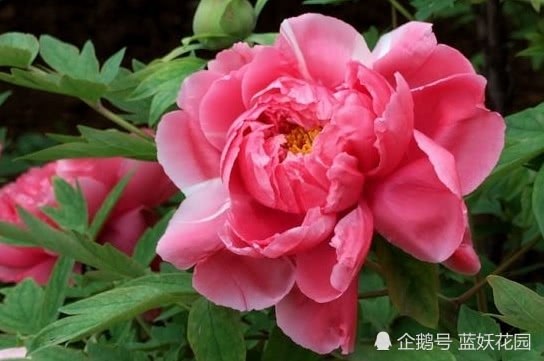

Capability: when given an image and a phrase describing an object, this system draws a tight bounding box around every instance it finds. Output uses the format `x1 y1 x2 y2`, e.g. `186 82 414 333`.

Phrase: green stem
85 100 151 140
452 237 541 305
388 0 415 21
358 288 388 299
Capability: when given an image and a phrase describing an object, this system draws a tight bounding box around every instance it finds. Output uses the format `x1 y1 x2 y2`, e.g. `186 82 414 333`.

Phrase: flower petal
156 178 228 270
442 227 481 275
199 74 246 150
372 21 437 86
156 111 220 191
177 70 221 113
402 44 476 88
369 156 466 263
296 202 373 302
277 13 372 87
434 109 505 195
194 251 295 311
276 282 358 355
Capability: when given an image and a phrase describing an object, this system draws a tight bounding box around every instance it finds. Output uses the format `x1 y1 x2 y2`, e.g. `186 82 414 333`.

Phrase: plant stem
452 237 541 305
85 100 152 140
358 288 388 299
388 0 415 21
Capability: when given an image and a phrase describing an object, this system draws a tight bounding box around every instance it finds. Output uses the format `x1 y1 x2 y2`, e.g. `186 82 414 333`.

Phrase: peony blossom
0 158 176 284
156 14 505 354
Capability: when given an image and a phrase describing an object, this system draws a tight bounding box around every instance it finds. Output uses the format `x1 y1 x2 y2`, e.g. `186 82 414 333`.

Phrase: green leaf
87 343 147 361
100 48 126 83
187 298 246 361
488 275 544 332
262 327 320 361
29 346 89 361
30 284 185 351
128 57 205 125
41 177 88 233
0 32 39 67
532 165 544 238
245 32 277 45
120 272 195 296
349 345 456 361
254 0 270 17
492 102 544 177
376 240 439 328
88 174 131 240
359 271 393 332
0 90 11 106
17 208 146 278
410 0 456 20
0 280 44 334
21 126 156 162
455 305 500 361
133 210 174 266
37 257 74 329
531 0 544 12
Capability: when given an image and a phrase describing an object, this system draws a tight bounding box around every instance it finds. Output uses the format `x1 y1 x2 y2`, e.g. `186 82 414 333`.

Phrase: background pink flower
0 157 176 284
156 13 505 354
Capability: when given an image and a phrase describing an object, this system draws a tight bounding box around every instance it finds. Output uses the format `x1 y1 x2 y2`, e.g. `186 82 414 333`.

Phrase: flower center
284 126 321 155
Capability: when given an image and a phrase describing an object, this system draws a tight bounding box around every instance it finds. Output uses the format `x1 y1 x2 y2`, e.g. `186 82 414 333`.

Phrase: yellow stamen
284 126 321 155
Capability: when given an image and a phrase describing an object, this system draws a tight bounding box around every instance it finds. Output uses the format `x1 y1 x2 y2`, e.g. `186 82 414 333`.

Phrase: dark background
0 0 540 136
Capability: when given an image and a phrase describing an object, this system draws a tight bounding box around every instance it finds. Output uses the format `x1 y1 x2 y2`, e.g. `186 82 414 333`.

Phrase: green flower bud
192 0 257 50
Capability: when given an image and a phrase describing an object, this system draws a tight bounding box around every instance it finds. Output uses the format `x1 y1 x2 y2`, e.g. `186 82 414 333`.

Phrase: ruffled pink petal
434 109 505 195
412 73 486 137
177 70 221 113
372 21 437 86
156 111 220 191
208 42 256 75
114 159 177 213
369 156 466 263
369 74 414 177
199 74 246 150
99 207 148 255
276 282 358 355
193 251 295 311
241 47 296 106
276 13 372 87
442 227 481 275
403 44 476 88
156 178 228 270
296 203 373 302
324 153 365 213
0 256 56 285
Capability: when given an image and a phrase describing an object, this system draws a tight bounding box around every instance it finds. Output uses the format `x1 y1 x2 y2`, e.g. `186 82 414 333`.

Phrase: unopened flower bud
192 0 256 49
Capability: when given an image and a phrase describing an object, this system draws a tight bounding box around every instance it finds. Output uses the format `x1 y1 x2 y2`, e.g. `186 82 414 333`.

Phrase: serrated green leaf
0 32 39 68
41 177 88 233
0 280 44 334
30 285 184 351
88 174 131 240
37 257 74 329
187 298 246 361
21 126 156 162
376 240 439 328
100 48 125 83
132 210 174 266
17 208 146 278
488 275 544 332
262 327 320 361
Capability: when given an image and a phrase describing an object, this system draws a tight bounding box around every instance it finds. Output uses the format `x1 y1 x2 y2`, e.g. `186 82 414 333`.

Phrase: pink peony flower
0 158 176 284
156 14 505 354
